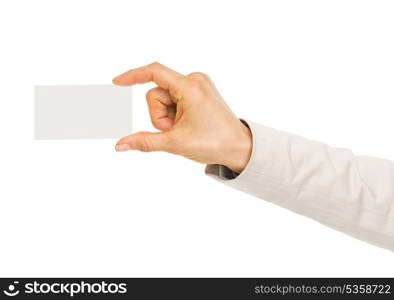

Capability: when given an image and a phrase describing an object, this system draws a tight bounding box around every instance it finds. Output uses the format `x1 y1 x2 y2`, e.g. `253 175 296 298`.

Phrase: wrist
224 121 252 173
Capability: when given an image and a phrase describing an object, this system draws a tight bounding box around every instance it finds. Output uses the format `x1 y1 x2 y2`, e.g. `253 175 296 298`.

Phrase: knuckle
149 62 162 70
187 72 210 83
139 139 151 152
146 87 159 100
186 72 212 92
136 133 152 152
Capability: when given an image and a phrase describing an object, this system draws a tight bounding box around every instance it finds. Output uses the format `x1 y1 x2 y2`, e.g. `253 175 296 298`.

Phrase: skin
113 62 252 173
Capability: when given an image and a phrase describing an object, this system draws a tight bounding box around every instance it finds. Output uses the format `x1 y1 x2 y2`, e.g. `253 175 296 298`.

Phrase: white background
0 0 393 277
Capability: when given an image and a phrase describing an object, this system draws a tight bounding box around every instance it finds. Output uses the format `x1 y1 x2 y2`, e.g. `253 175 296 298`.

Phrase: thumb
115 131 172 153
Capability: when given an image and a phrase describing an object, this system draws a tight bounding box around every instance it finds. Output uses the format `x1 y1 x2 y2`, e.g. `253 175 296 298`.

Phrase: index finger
112 62 185 90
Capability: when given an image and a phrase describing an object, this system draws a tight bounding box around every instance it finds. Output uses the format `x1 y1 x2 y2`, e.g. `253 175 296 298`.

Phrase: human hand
113 62 252 173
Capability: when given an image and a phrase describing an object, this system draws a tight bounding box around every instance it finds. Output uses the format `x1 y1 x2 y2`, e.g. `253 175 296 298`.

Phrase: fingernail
115 144 131 152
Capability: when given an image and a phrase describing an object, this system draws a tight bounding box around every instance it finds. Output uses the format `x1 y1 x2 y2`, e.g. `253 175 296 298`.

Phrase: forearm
206 120 394 251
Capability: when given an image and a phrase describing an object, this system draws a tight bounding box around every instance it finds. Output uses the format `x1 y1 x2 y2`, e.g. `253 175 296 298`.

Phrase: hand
113 62 252 173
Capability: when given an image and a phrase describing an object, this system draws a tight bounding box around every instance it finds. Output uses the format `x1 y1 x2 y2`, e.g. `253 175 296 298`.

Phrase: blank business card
34 85 132 139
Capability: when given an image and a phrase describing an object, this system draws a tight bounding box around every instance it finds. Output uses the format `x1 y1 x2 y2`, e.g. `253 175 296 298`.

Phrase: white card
34 85 132 139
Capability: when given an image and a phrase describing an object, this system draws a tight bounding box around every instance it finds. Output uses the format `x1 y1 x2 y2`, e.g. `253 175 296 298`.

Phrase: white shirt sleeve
205 120 394 251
